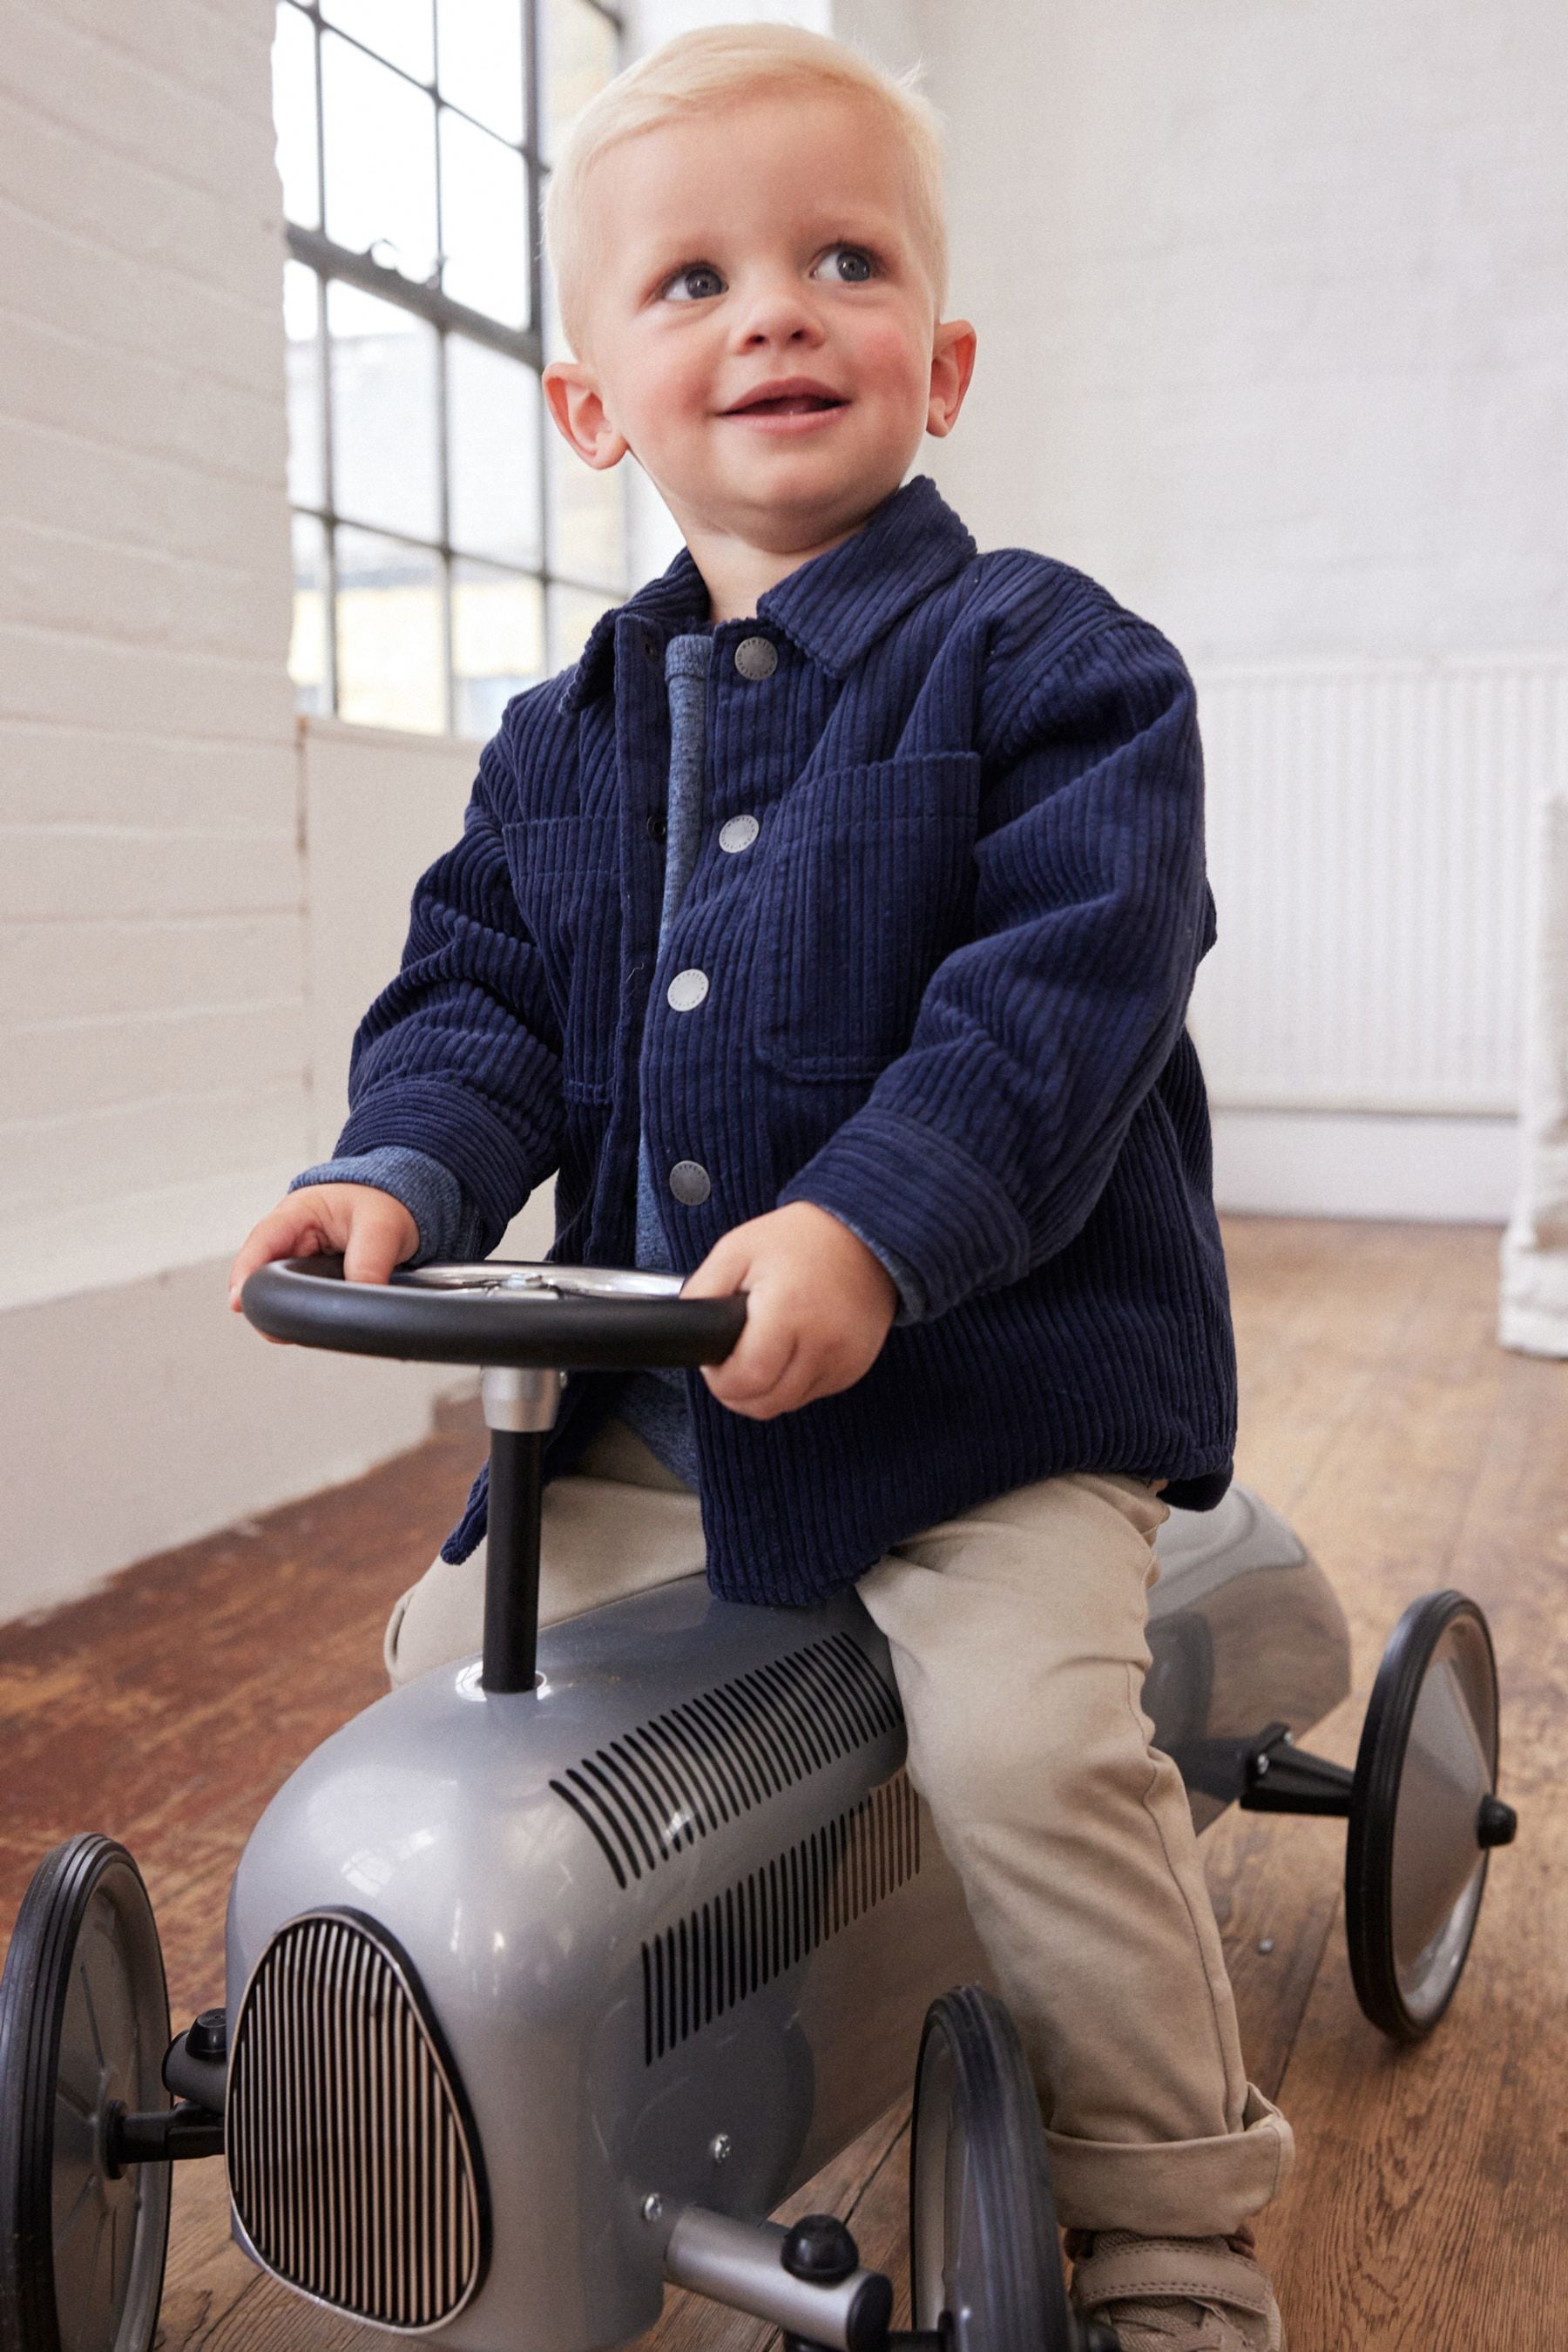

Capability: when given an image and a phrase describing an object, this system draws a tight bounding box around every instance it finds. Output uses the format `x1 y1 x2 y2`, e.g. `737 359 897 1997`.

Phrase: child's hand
227 1185 420 1321
681 1202 897 1418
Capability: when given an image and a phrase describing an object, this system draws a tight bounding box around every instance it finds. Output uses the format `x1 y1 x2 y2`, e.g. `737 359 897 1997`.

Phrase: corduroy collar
560 475 977 709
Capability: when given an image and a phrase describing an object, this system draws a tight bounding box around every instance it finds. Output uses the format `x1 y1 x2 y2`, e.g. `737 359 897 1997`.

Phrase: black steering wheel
240 1257 747 1369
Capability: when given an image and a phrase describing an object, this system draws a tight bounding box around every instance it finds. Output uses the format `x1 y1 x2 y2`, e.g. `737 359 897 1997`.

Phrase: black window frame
276 0 626 732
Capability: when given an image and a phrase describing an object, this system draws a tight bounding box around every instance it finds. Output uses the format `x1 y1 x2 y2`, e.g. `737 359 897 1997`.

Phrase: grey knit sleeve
288 1146 491 1267
826 1213 928 1327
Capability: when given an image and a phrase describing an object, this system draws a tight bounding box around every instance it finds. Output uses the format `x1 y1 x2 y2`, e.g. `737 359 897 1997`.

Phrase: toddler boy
232 28 1289 2349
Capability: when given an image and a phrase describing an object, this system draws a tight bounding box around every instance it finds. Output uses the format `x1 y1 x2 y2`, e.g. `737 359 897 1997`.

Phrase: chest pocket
503 814 620 1103
758 753 982 1083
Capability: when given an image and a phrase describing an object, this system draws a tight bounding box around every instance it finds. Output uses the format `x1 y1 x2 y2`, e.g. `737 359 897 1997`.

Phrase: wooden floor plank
1193 1220 1493 2117
157 2161 263 2352
1 1221 1558 2352
1222 1220 1451 1519
1200 1802 1347 2108
1251 1228 1567 2351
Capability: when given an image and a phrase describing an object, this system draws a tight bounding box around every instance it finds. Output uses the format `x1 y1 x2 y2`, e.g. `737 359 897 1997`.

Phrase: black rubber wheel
0 1835 172 2352
1346 1591 1509 2041
909 1985 1081 2352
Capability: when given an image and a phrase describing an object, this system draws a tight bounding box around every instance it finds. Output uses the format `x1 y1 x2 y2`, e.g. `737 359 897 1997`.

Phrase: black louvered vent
642 1770 921 2063
227 1911 487 2333
551 1631 900 1888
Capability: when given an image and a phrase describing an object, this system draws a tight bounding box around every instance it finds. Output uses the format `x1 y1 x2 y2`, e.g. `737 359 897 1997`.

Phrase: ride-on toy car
0 1262 1516 2352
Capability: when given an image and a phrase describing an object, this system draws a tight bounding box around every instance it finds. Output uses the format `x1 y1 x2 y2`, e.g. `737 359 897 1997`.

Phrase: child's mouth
736 394 844 416
722 381 849 422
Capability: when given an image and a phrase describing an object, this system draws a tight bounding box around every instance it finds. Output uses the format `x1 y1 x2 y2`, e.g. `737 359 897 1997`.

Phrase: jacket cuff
331 1079 537 1245
778 1106 1031 1324
289 1146 489 1267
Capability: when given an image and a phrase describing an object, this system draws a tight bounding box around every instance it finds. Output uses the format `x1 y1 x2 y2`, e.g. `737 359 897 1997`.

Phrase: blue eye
812 245 875 285
662 262 726 302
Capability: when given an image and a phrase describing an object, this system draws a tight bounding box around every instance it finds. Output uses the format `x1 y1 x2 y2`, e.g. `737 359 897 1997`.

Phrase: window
272 0 625 737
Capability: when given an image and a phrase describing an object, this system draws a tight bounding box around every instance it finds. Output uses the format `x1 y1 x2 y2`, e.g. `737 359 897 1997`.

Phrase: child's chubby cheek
844 314 933 409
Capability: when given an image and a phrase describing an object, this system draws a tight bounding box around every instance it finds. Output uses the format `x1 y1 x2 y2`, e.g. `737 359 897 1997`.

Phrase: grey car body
225 1482 1347 2349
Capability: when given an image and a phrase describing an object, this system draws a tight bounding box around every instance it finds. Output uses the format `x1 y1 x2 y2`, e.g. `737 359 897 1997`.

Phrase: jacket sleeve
287 1146 491 1266
778 616 1214 1323
328 740 564 1250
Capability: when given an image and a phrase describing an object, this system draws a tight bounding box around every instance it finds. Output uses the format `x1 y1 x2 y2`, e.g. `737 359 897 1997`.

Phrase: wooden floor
1 1220 1563 2351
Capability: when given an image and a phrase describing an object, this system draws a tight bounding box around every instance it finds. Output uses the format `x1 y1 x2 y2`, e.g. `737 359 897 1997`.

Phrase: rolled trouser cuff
1044 2083 1294 2235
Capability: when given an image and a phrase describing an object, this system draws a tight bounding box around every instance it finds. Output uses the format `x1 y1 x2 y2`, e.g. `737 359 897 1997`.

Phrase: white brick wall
0 0 308 1319
0 2 483 1619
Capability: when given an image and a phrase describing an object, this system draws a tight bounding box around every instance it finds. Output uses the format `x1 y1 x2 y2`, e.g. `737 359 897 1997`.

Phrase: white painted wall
1501 793 1568 1354
846 0 1568 666
628 0 831 51
841 0 1568 1219
0 5 507 1623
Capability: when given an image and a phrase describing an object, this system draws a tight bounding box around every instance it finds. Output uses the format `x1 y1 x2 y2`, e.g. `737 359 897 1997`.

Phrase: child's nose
730 280 825 351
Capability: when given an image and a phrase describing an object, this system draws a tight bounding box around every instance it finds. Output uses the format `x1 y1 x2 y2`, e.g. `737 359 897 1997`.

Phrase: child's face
544 90 975 558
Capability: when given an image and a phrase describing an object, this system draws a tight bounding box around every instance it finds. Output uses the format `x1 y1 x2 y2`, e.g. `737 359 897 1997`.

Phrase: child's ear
543 361 630 470
926 320 977 439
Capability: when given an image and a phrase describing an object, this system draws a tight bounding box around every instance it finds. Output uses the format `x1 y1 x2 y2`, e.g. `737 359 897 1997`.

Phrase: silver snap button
669 1160 712 1205
666 968 709 1012
734 636 777 680
719 814 759 853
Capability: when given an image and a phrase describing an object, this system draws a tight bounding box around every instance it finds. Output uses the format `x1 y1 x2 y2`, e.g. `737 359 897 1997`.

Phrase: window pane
548 580 614 672
336 529 446 733
452 561 544 737
439 112 527 328
321 0 434 85
283 263 324 510
541 0 618 166
290 514 331 713
547 429 626 591
321 32 438 283
448 338 541 564
272 3 321 229
328 281 440 540
437 0 524 145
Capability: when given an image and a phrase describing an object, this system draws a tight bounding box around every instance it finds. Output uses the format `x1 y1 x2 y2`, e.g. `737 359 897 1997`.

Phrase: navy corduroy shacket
331 476 1237 1605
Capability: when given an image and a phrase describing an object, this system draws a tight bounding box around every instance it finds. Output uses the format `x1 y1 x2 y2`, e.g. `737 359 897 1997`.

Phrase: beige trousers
386 1419 1292 2236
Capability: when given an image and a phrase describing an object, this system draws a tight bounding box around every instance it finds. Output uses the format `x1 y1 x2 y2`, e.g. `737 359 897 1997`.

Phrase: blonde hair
544 24 947 355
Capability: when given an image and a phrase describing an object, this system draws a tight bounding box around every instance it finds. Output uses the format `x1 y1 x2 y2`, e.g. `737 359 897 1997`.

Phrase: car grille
227 1910 487 2332
550 1630 902 1889
642 1768 922 2062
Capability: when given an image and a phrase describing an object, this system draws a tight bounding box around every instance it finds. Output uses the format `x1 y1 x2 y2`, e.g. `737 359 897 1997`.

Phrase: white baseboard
1212 1109 1518 1222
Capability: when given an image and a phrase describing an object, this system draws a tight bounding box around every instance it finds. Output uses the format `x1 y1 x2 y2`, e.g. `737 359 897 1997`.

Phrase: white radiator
1188 657 1568 1115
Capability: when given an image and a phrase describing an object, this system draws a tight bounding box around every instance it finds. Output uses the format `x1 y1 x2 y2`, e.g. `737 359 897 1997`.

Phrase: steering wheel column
479 1365 563 1694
